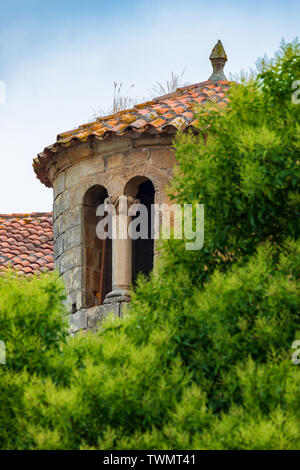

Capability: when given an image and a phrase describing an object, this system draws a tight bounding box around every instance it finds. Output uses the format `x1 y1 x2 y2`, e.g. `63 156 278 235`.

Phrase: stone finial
208 40 228 82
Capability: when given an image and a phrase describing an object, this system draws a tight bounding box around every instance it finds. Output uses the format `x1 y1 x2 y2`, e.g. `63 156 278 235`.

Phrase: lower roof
0 213 54 276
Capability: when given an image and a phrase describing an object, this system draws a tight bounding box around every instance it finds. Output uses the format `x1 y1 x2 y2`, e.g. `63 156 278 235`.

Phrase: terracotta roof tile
33 80 233 187
0 213 54 276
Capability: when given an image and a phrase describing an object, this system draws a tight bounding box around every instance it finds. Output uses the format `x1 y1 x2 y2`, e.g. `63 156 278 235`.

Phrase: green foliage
0 270 67 373
0 271 68 449
167 39 300 285
0 40 299 450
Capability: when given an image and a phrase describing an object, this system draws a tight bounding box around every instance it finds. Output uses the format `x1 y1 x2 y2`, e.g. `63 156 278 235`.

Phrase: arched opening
125 176 155 285
83 185 112 308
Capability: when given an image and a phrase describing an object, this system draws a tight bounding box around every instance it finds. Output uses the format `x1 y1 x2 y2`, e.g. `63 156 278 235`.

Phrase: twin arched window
82 178 155 308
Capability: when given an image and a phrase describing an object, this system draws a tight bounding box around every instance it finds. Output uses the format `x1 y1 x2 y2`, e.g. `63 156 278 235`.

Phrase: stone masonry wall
49 136 176 333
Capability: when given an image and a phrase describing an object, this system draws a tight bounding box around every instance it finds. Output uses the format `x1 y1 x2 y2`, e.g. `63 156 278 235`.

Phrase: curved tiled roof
0 213 54 276
34 80 232 187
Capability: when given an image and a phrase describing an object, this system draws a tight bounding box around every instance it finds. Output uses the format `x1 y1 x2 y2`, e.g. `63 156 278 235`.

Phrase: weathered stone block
84 155 105 174
64 206 81 231
54 233 65 260
134 135 173 148
67 309 87 333
86 175 110 198
53 213 67 238
64 225 82 250
97 138 131 156
87 304 119 329
150 148 176 169
143 162 170 191
76 290 85 311
65 143 94 162
107 153 127 169
55 254 62 272
53 172 65 200
62 266 82 291
69 181 89 206
60 246 81 273
63 290 77 311
66 158 105 189
107 176 124 199
54 190 70 219
65 164 82 189
53 217 59 240
127 149 149 165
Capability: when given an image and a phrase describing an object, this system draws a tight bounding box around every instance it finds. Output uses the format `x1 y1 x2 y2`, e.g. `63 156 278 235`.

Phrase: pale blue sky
0 0 298 212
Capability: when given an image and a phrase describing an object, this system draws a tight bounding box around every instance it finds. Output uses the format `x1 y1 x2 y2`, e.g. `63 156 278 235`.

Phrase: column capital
105 195 140 215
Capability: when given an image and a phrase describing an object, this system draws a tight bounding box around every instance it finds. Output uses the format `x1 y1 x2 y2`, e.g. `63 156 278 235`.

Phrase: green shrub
0 271 68 449
0 239 299 449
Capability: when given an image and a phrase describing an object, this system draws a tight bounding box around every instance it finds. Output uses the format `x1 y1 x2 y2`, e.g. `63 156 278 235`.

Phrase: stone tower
33 40 229 334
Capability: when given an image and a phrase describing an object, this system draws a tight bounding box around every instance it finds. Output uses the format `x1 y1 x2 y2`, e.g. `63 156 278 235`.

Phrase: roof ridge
58 80 230 137
35 80 233 188
0 212 53 219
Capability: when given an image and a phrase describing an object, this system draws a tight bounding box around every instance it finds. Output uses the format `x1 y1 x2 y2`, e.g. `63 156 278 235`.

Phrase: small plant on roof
90 82 139 120
90 69 187 121
150 69 187 97
112 81 138 113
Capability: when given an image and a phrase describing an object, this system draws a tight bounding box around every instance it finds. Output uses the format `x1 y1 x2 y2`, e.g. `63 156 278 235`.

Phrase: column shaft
104 195 132 304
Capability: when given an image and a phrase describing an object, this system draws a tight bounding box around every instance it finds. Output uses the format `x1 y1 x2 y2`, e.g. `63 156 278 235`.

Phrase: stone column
104 195 135 304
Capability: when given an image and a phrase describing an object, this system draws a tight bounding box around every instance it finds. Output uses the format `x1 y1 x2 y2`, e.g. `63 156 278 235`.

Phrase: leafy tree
166 38 300 285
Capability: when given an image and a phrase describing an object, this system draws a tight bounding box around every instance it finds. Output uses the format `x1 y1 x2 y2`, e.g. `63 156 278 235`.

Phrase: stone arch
123 168 162 194
124 175 151 198
124 176 155 285
82 185 112 308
